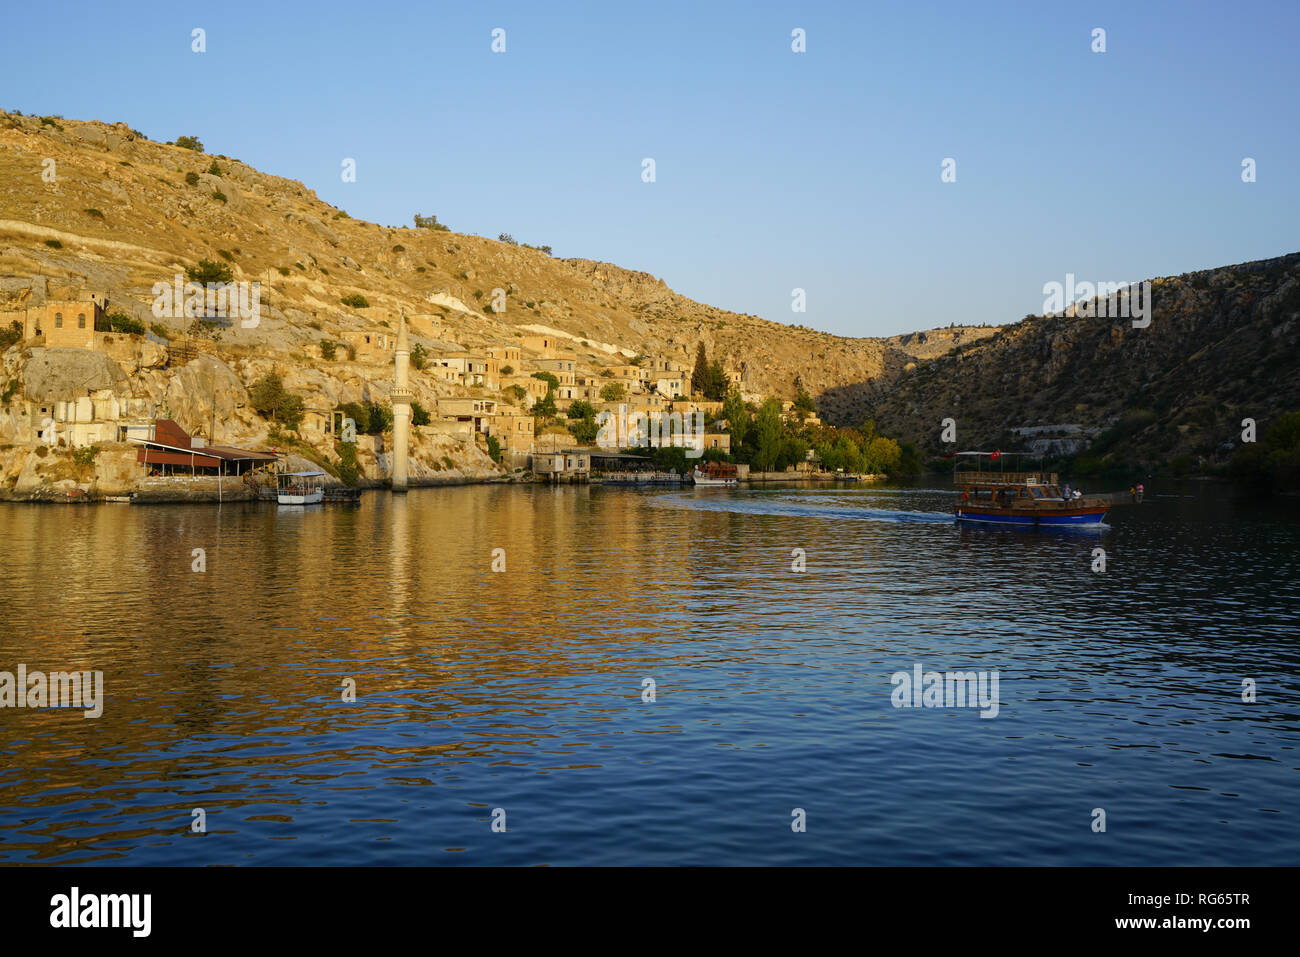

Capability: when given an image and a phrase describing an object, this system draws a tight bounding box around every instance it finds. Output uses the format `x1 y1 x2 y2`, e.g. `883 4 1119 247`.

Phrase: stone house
486 345 521 368
340 329 396 362
521 335 559 357
436 397 497 436
437 352 499 390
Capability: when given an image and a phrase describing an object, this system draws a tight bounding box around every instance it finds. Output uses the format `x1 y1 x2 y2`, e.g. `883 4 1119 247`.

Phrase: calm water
0 481 1297 865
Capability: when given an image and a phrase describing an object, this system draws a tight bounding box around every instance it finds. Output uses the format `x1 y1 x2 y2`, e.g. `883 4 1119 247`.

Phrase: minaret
391 311 412 492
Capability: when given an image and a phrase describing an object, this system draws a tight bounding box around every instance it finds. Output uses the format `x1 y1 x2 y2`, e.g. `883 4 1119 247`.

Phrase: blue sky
2 1 1296 337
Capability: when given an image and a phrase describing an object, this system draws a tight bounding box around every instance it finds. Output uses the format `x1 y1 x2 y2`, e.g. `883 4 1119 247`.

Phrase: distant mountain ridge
849 252 1300 466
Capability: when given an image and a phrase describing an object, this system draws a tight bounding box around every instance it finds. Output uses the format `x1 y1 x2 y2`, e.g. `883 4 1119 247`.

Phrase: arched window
55 312 63 328
78 313 86 328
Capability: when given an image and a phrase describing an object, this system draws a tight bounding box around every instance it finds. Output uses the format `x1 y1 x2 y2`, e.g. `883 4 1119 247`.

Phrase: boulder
163 355 249 435
21 347 129 401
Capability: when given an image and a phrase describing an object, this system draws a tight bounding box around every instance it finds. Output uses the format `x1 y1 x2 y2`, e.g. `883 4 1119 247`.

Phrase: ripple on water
0 482 1297 864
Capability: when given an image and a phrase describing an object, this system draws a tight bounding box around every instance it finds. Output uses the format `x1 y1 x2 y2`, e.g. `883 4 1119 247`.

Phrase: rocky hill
848 253 1300 467
4 109 1291 487
0 109 981 410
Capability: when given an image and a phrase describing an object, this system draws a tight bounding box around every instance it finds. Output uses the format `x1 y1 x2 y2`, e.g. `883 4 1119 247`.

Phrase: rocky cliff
852 253 1300 466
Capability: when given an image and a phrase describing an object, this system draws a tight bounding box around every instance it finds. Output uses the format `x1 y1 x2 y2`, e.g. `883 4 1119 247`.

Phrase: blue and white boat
952 452 1108 527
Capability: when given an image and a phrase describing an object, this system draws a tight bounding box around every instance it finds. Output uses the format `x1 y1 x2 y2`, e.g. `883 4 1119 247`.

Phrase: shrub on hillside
413 213 450 231
186 259 234 284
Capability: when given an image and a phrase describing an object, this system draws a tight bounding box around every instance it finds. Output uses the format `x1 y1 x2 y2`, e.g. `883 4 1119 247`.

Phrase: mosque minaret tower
390 311 412 492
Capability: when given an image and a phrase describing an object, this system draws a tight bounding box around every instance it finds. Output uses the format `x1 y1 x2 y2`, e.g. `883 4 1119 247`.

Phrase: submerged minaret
390 311 413 492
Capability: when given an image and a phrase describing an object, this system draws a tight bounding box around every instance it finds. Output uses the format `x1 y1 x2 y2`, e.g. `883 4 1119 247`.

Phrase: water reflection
0 481 1297 864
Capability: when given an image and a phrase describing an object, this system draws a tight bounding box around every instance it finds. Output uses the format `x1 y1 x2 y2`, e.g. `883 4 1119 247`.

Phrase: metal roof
130 437 277 461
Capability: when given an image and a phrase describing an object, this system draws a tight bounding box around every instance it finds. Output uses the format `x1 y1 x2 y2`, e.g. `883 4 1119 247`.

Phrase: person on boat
1129 485 1137 501
1062 483 1072 500
1136 483 1145 503
1073 489 1083 500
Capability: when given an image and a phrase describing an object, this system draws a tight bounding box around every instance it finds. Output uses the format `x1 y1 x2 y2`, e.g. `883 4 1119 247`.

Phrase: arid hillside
850 253 1300 466
0 110 985 408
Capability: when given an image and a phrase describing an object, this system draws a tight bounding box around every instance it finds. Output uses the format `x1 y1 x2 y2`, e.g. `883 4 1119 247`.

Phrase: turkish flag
990 449 1001 461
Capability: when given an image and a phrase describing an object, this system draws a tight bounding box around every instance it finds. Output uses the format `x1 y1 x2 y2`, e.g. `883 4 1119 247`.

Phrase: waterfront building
132 419 277 476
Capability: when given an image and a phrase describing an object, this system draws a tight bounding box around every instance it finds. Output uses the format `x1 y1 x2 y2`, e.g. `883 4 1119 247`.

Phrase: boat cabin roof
953 469 1059 487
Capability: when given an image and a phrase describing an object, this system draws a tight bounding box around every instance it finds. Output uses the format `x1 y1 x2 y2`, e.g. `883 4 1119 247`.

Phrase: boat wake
646 489 953 524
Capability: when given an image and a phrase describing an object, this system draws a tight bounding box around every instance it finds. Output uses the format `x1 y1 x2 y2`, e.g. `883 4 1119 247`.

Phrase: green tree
568 417 599 444
413 213 450 231
649 446 689 474
335 440 360 486
722 386 749 453
186 258 233 285
532 371 559 391
366 403 393 434
250 374 305 429
691 342 709 396
704 360 728 401
411 401 431 427
250 373 288 421
339 401 370 435
0 319 23 351
862 436 902 474
752 398 784 470
600 382 626 402
533 390 557 419
277 393 305 429
778 435 809 470
486 435 502 462
565 399 599 444
895 441 924 476
1231 410 1300 490
174 135 204 152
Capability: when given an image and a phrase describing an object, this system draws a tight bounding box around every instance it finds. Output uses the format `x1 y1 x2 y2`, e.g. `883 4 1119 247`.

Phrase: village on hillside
0 275 909 502
0 109 928 501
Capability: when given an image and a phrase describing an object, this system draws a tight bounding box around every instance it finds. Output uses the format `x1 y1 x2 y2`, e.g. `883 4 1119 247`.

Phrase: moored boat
952 452 1108 527
277 470 325 505
691 462 739 487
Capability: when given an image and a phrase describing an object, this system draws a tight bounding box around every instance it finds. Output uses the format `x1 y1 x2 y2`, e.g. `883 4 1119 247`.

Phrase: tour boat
952 452 1108 527
691 462 739 487
277 470 325 505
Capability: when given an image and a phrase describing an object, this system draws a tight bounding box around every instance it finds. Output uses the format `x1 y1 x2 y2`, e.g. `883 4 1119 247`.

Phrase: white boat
277 470 325 505
691 463 739 487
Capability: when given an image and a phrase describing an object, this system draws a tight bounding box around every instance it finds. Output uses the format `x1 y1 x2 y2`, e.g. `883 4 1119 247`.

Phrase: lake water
1 481 1297 865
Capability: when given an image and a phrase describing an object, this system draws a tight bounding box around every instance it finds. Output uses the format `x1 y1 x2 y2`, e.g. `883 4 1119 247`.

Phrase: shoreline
0 471 888 504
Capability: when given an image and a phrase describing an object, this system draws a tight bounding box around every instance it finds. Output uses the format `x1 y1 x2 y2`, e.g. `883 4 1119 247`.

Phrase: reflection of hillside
0 489 714 785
